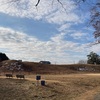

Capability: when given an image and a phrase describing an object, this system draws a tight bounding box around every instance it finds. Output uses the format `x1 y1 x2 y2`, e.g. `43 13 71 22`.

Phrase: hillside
0 60 100 74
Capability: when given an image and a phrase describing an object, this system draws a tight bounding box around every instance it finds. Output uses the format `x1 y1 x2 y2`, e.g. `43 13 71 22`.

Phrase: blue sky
0 0 100 64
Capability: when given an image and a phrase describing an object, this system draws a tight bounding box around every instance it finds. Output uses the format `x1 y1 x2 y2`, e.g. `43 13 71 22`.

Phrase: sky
0 0 100 64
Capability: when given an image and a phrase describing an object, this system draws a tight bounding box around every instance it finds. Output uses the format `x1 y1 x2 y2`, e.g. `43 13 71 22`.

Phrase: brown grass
0 60 100 99
0 74 100 100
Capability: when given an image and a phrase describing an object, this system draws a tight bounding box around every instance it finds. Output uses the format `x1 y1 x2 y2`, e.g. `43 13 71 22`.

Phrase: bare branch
35 0 40 7
57 0 66 12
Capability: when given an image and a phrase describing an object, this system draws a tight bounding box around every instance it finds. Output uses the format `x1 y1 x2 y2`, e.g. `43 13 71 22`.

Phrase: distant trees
78 60 87 64
0 53 9 61
87 51 100 64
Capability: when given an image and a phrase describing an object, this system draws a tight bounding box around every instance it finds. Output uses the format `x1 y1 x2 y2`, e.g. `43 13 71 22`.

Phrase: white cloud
70 31 87 39
46 11 79 24
0 27 87 63
0 27 100 64
58 23 72 32
0 0 81 25
90 44 100 53
51 32 66 42
0 1 98 64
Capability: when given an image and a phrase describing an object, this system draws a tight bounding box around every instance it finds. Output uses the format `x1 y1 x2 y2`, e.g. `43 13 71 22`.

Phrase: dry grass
1 60 100 74
0 74 100 100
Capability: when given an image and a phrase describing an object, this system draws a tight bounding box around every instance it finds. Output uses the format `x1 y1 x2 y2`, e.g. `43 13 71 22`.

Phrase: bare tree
90 2 100 43
78 60 87 64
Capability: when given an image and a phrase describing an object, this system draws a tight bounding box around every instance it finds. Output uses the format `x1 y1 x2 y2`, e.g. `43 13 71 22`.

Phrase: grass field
0 74 100 100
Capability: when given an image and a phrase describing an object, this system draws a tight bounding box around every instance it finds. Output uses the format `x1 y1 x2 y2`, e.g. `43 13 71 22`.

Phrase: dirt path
85 73 100 76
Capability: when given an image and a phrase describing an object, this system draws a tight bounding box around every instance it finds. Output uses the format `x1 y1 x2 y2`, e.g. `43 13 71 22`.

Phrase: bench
16 74 25 79
6 74 13 78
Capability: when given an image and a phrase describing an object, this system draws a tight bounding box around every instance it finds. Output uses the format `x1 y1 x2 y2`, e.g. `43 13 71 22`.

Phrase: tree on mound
0 53 9 61
87 52 100 64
